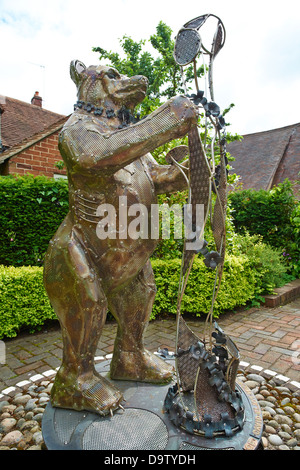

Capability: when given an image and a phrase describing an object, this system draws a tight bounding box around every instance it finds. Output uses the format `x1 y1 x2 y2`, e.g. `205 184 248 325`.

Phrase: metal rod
193 60 200 93
180 66 188 95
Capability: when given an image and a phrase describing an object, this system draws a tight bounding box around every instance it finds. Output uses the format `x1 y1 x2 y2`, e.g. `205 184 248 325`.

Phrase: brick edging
264 279 300 308
238 360 300 392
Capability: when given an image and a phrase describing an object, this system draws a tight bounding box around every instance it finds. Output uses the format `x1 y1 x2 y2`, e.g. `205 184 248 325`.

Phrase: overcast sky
1 0 299 136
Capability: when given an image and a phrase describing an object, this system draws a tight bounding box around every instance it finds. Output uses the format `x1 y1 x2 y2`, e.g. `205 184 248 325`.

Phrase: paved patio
1 299 299 394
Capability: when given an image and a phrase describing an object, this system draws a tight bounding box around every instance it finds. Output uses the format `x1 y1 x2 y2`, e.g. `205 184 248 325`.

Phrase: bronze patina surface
43 61 198 415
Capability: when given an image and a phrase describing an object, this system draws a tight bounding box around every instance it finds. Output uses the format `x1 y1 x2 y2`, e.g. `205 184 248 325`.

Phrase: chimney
31 91 42 108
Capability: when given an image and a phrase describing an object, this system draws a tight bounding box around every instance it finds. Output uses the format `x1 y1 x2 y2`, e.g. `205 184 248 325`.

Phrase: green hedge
151 255 258 319
0 254 259 339
229 180 300 277
0 265 56 339
0 175 69 266
0 176 292 339
1 175 296 275
228 180 297 248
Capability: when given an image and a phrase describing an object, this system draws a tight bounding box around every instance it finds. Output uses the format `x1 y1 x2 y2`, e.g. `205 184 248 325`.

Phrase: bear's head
70 61 148 111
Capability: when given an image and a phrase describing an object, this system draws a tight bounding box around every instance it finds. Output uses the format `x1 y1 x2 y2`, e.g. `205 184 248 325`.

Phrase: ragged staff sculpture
163 14 245 439
43 60 198 416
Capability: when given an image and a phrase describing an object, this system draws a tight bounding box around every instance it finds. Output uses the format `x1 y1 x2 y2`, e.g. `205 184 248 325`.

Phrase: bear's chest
113 157 156 208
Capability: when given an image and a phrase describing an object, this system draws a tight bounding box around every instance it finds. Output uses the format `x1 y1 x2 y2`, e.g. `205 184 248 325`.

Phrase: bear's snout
110 74 148 107
136 75 148 87
121 75 148 92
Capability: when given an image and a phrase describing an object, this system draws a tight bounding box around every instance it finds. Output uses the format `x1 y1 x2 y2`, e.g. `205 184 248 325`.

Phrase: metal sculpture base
42 358 263 451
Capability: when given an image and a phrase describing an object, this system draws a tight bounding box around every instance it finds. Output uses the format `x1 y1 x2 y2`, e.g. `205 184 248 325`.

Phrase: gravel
238 371 300 450
0 371 299 451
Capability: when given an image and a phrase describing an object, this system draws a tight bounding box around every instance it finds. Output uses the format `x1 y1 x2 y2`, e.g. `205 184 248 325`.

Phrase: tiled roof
227 123 300 191
0 96 65 150
0 117 68 165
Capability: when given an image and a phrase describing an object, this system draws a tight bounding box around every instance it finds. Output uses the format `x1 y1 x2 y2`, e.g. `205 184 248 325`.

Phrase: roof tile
228 123 300 192
0 96 65 149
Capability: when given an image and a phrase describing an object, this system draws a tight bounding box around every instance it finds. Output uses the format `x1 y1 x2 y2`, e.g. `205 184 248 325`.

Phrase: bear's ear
70 60 86 86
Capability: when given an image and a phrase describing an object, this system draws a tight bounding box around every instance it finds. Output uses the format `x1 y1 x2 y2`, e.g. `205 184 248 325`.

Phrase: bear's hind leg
108 260 174 384
44 228 123 415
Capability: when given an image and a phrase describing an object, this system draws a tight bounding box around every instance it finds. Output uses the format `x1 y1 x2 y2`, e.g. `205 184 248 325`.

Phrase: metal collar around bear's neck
73 101 141 129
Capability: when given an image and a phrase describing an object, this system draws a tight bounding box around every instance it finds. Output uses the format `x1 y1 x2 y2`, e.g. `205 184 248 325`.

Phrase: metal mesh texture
177 128 211 389
184 15 208 30
165 145 189 164
82 376 120 414
195 366 235 422
208 21 225 100
212 150 227 257
108 257 156 323
126 158 155 207
176 317 201 391
225 336 240 390
226 358 240 392
174 29 201 66
176 319 236 422
54 408 86 445
183 126 210 275
212 22 225 58
82 409 168 450
66 104 183 166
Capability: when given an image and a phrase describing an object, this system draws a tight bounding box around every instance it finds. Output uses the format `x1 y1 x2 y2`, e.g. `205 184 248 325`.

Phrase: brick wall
8 130 66 178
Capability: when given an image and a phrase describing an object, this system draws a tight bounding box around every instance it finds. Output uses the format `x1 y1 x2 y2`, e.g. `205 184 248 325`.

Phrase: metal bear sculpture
43 61 198 416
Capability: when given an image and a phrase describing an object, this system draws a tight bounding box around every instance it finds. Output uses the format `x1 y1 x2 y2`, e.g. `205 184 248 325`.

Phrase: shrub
0 175 69 267
0 253 259 339
152 192 238 260
229 180 300 277
282 202 300 278
0 265 57 339
151 191 187 260
0 175 292 338
228 180 296 247
151 255 258 319
229 233 288 293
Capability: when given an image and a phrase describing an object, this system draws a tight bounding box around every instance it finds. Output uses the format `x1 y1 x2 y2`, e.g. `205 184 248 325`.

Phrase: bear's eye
106 70 117 79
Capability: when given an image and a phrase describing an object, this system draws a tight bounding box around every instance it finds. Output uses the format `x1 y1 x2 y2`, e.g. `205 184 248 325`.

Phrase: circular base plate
42 359 263 450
